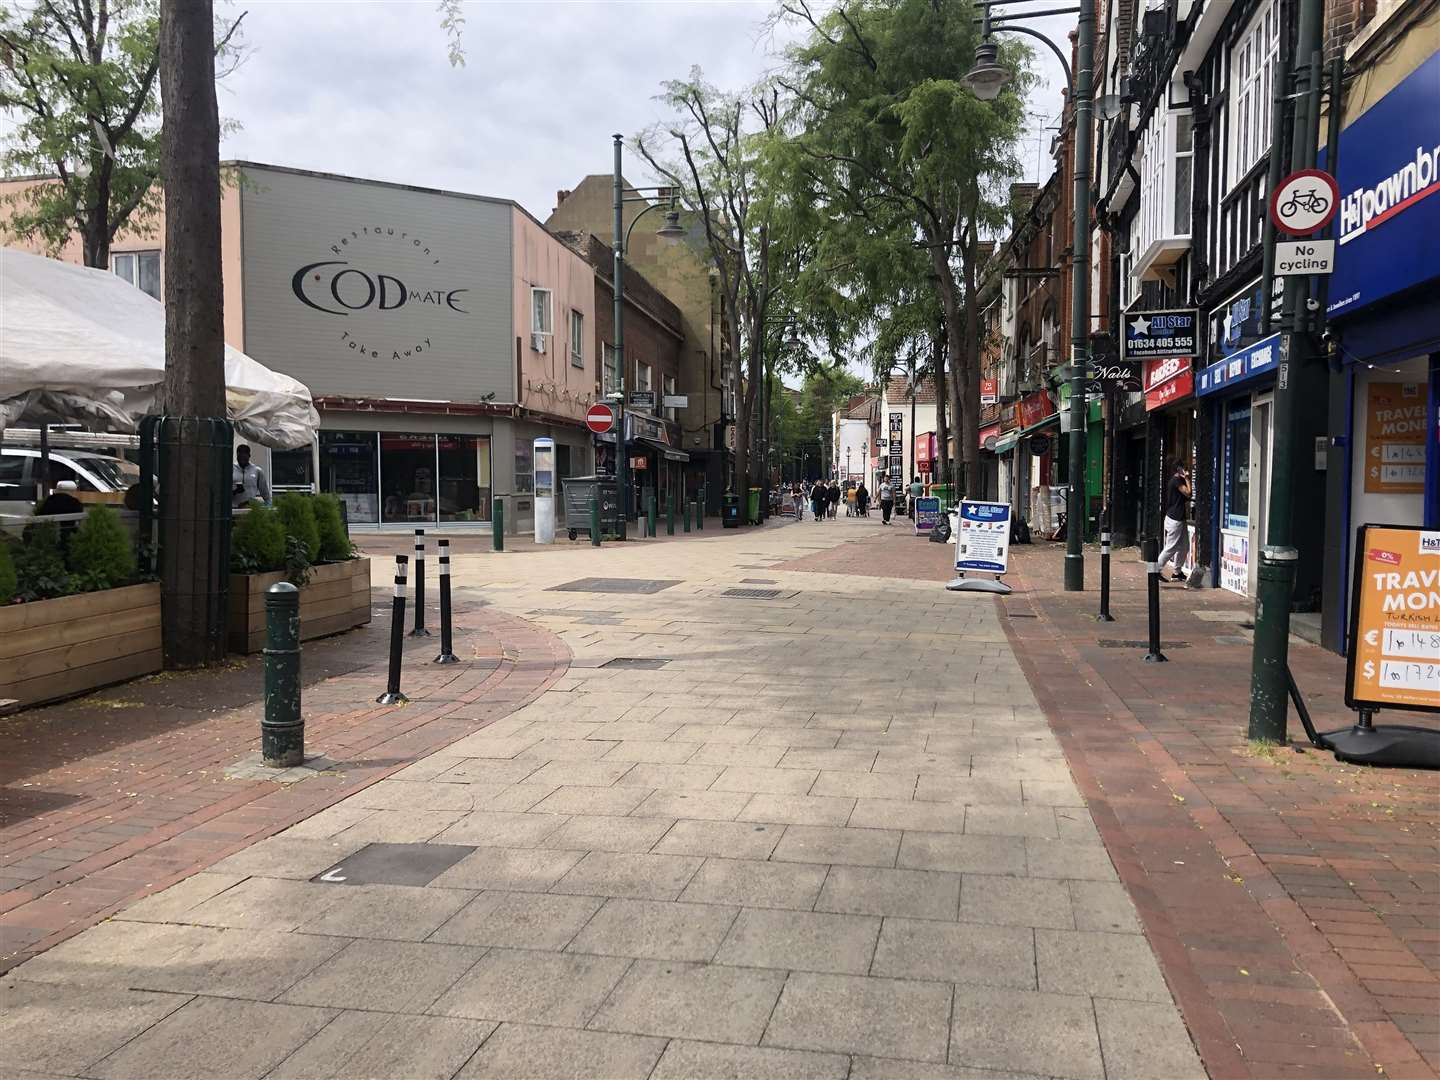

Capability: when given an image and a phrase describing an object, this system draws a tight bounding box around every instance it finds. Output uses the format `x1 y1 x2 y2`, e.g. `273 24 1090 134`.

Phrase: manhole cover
1007 613 1038 619
601 657 671 669
311 842 474 886
723 588 784 600
1096 639 1191 649
548 578 681 594
740 578 778 584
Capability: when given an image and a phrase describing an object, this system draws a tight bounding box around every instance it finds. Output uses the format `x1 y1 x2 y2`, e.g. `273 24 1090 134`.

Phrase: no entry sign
586 403 616 434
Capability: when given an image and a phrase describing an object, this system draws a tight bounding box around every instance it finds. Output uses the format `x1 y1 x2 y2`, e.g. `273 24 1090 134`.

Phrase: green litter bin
746 487 761 525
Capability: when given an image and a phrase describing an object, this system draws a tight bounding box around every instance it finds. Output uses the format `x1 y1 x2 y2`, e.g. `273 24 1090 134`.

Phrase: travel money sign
1346 524 1440 714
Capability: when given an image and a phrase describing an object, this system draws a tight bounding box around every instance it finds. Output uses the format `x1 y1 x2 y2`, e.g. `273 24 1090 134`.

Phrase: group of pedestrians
791 480 873 521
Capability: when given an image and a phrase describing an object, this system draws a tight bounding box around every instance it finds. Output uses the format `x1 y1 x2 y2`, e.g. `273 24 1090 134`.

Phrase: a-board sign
1345 524 1440 714
955 500 1011 575
913 496 942 534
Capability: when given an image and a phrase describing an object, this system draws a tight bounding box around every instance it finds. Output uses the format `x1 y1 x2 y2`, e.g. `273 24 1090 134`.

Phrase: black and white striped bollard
1097 529 1115 622
1142 536 1167 663
377 554 410 704
435 538 459 665
410 528 431 637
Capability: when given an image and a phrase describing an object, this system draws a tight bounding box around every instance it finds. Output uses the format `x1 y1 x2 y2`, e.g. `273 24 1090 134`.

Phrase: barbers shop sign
290 225 471 362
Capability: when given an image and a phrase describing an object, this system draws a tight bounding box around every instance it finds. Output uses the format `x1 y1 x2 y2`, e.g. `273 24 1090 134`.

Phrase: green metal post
647 491 657 538
492 497 504 553
591 495 602 546
697 485 705 530
684 500 692 533
666 497 675 536
262 581 303 767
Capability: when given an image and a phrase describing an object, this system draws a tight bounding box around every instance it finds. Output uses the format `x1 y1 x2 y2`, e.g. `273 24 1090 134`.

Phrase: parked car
0 448 140 516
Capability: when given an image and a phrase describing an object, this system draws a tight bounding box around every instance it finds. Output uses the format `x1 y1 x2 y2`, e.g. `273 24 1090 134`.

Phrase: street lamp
612 134 685 539
967 0 1092 592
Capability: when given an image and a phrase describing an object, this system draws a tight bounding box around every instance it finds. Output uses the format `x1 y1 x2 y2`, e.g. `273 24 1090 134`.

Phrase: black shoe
1170 572 1187 582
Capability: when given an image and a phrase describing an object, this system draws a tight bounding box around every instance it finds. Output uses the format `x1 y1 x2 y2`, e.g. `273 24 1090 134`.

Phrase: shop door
1247 396 1274 596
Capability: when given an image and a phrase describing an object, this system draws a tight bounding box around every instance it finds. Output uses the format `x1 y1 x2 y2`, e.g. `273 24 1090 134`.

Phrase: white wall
836 418 869 481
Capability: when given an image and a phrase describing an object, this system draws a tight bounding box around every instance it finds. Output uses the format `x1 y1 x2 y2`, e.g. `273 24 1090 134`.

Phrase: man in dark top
1157 464 1191 581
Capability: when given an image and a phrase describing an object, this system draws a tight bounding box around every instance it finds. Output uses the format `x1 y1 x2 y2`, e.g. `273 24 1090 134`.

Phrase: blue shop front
1319 47 1440 653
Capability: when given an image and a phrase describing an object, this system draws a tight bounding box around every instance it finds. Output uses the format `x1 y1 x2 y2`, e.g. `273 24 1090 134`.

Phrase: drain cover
1096 639 1191 649
740 578 778 584
548 578 681 594
723 588 783 599
601 657 671 669
1007 613 1038 619
311 842 474 886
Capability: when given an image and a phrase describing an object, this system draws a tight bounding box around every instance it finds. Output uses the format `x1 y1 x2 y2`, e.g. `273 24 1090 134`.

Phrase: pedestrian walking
793 483 804 520
845 484 857 517
856 481 869 517
879 477 894 524
827 481 840 519
1157 464 1192 581
811 482 828 523
232 444 270 508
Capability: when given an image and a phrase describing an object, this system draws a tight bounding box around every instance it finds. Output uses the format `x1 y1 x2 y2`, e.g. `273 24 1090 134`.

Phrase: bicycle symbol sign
1270 169 1340 235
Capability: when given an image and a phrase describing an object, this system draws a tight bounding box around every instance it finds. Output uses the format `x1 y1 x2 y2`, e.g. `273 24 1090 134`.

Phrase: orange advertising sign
1363 382 1426 494
1346 525 1440 713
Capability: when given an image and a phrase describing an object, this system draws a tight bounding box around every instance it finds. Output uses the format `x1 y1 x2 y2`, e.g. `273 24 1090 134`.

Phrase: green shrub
13 521 72 600
68 505 136 591
313 494 353 562
230 501 286 573
0 534 16 603
275 492 321 563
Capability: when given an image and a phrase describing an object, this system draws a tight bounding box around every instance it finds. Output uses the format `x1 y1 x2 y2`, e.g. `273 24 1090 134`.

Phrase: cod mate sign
913 496 942 535
956 500 1011 576
1346 525 1440 714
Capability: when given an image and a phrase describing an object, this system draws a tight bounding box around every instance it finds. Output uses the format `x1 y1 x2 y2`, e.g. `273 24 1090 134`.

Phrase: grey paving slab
737 792 855 826
298 882 476 940
711 765 820 794
519 737 621 761
335 808 469 844
816 865 960 920
871 917 1035 988
1025 837 1119 880
0 981 191 1076
850 1059 1048 1080
961 806 1060 839
1094 997 1206 1079
631 788 752 821
810 770 918 800
678 857 829 910
88 996 333 1080
749 728 843 748
112 872 248 923
279 938 483 1012
519 759 635 788
268 1012 496 1080
715 907 880 974
529 784 651 815
1069 880 1144 934
650 1040 850 1080
432 809 569 848
777 747 878 772
654 818 785 860
897 832 1028 876
1035 928 1173 1001
434 759 544 786
429 947 629 1027
430 889 604 950
1021 778 1086 806
427 845 584 891
949 986 1104 1080
206 835 368 880
349 777 504 812
763 971 952 1062
441 734 541 758
180 876 342 931
601 738 700 763
567 897 738 961
770 824 900 868
589 958 787 1044
959 874 1075 930
616 761 725 791
535 813 673 853
457 1023 666 1080
689 742 788 767
551 850 704 900
848 798 966 833
913 776 1025 805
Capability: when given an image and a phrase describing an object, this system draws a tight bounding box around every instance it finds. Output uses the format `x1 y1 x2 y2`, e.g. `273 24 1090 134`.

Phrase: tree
0 0 244 268
775 0 1031 497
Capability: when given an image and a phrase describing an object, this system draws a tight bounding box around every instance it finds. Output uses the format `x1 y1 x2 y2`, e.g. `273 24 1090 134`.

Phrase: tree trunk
959 234 981 502
930 322 949 495
157 0 230 668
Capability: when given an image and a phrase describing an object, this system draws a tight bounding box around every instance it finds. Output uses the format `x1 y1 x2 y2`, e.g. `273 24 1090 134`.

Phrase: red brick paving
793 525 1439 1079
0 585 568 973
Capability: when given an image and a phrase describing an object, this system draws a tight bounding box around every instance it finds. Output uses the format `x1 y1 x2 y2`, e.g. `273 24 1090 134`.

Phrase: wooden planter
228 557 372 654
0 583 162 708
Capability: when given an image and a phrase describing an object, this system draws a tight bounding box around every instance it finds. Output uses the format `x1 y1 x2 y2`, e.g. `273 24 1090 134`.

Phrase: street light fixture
962 40 1010 101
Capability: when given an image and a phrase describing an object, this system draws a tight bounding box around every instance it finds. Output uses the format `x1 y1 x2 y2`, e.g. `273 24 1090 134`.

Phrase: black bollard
435 539 459 665
696 486 705 530
262 581 303 766
492 497 504 552
646 491 656 538
666 497 675 536
410 529 431 637
1142 537 1167 662
1097 529 1115 622
591 496 602 547
684 500 692 533
378 554 410 704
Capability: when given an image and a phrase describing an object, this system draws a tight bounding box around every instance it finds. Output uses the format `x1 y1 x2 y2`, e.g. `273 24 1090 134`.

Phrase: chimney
555 189 572 209
1009 182 1040 225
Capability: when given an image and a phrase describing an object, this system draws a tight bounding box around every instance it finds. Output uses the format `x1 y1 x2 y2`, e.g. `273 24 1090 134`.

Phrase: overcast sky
214 0 1071 222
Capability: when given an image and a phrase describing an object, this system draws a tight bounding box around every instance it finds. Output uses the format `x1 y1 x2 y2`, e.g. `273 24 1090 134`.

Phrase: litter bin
722 492 740 528
563 475 621 541
929 483 952 509
746 488 761 525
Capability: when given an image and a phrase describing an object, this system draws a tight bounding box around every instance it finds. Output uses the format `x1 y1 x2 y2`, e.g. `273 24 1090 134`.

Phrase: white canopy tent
0 247 319 449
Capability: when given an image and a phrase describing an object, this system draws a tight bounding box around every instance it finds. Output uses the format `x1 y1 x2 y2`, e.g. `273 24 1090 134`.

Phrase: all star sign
1122 308 1199 360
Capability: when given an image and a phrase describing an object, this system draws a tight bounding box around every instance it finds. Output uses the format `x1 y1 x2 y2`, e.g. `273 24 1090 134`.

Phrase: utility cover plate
311 842 474 887
740 578 778 584
548 578 681 594
722 588 785 600
1096 639 1191 649
601 657 671 669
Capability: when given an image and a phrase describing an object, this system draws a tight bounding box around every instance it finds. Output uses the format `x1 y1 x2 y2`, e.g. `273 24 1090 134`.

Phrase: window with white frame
112 250 161 300
664 375 677 420
568 310 584 368
1131 108 1194 278
1173 112 1194 235
602 344 619 396
637 362 653 394
530 288 552 336
1229 0 1280 190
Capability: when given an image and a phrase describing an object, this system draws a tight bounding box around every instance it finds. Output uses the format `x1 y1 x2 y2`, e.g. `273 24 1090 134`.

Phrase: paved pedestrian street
1 514 1213 1079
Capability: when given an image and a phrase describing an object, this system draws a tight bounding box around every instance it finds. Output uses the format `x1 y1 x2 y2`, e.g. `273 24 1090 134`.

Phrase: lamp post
612 134 685 540
966 0 1092 591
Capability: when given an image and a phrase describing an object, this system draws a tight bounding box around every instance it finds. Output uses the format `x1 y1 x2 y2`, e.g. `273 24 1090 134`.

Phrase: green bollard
647 492 657 539
666 498 675 536
697 486 704 530
262 581 303 767
591 495 602 546
492 497 504 552
684 500 692 533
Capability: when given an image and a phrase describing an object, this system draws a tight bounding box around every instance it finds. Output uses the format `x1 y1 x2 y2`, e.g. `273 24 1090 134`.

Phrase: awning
1016 412 1060 438
994 432 1018 454
635 436 689 463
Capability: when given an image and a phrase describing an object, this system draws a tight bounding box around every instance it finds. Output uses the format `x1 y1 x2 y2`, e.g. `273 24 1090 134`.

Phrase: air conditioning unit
531 332 547 353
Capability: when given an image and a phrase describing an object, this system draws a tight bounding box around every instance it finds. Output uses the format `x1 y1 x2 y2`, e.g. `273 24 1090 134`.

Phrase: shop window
1229 0 1279 190
270 448 314 491
1224 404 1252 531
112 250 161 300
514 440 534 495
320 431 379 523
380 433 438 525
602 344 619 396
569 310 585 368
439 434 490 522
1173 113 1193 236
637 362 653 394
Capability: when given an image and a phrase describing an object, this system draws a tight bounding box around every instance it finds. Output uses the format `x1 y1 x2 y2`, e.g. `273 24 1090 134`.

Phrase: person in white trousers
1157 464 1191 581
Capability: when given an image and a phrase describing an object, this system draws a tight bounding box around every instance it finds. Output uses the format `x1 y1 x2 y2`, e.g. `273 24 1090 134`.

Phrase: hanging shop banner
914 432 936 474
889 412 904 433
1144 356 1194 411
1122 308 1199 360
1016 391 1056 429
981 378 999 406
1084 358 1141 394
913 496 943 535
1363 382 1427 494
955 500 1011 575
1345 524 1440 713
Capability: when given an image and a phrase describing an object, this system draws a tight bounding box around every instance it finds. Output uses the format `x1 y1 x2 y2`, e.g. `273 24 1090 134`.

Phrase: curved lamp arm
623 201 668 253
991 23 1073 92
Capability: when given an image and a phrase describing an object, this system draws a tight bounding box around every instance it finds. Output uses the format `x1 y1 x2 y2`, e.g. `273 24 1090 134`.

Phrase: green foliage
230 501 286 574
68 505 136 591
12 521 72 601
274 493 321 564
312 495 354 562
284 534 313 589
0 534 16 604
